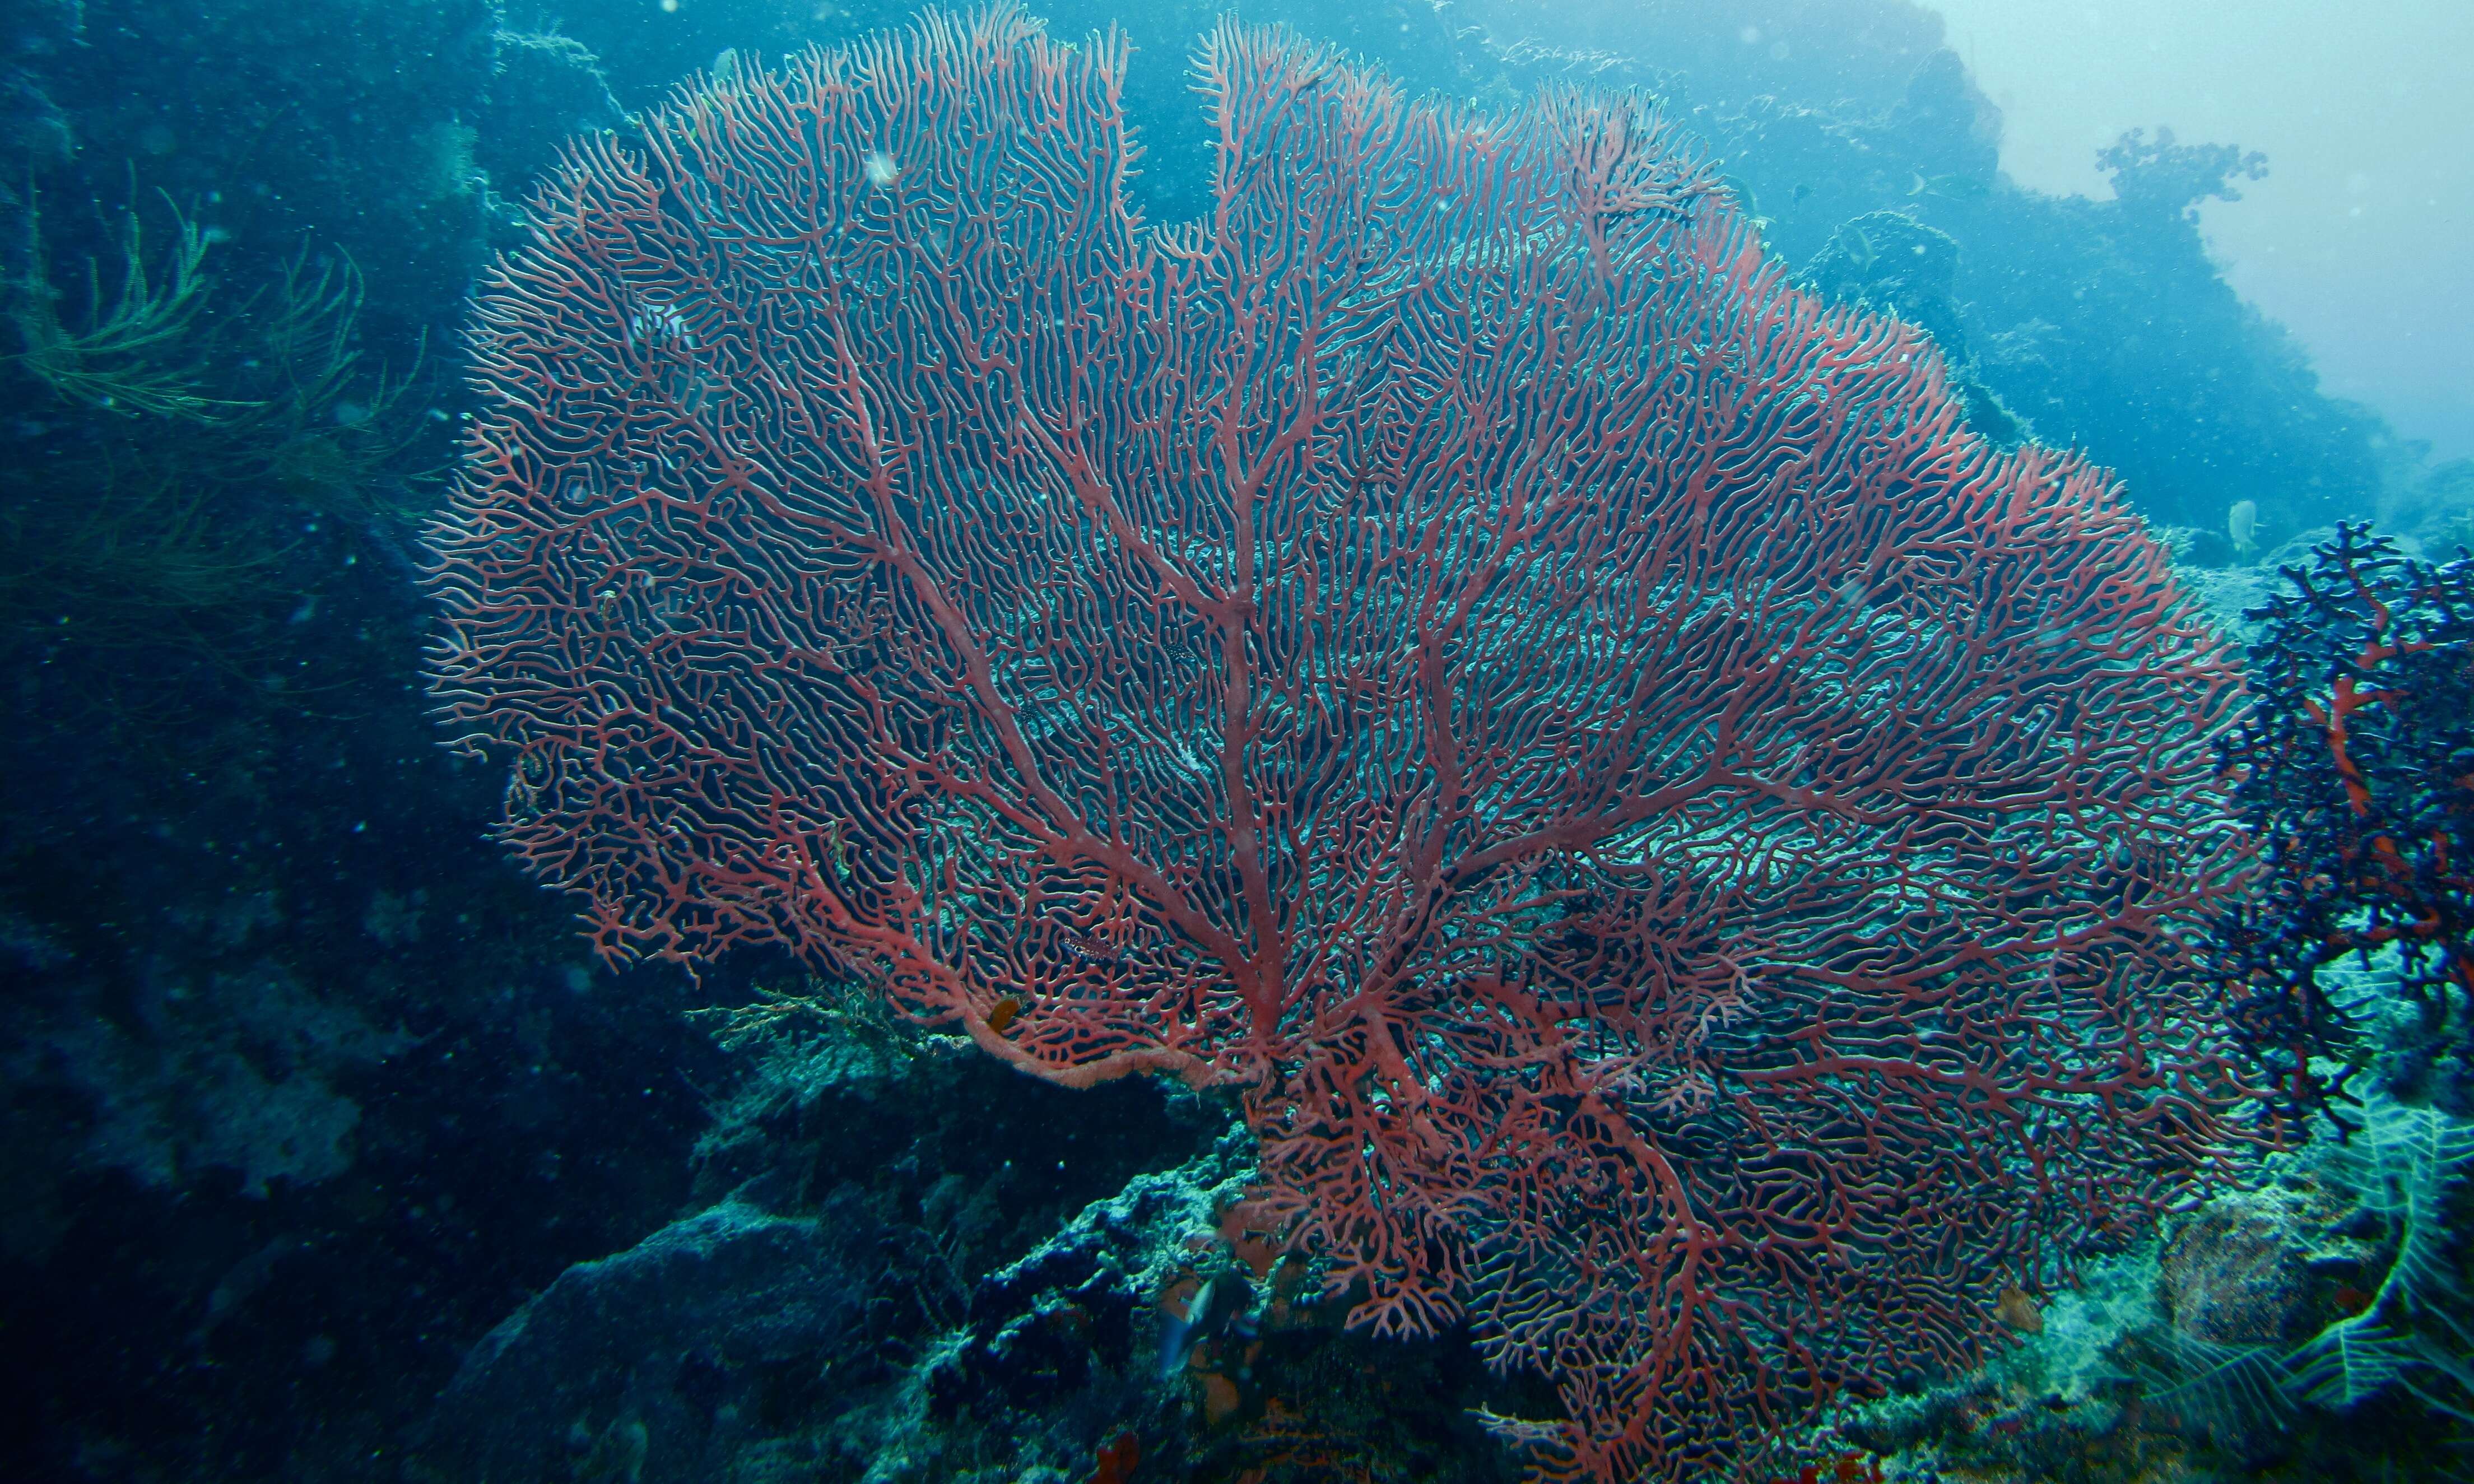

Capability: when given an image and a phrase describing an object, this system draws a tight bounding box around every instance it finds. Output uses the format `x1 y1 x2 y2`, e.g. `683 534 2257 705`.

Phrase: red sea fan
427 10 2251 1478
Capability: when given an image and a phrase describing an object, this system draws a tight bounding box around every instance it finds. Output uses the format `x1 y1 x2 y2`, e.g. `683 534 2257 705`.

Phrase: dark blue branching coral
2215 524 2474 1125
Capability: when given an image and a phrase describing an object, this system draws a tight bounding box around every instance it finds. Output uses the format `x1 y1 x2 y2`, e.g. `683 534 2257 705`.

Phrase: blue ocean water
2 2 2470 1481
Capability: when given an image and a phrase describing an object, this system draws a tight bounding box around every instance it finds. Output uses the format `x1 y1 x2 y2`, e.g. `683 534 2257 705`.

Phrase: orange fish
1087 1431 1138 1484
1996 1285 2044 1334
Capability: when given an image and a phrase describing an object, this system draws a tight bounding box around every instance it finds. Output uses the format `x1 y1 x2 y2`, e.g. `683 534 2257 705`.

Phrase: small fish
1159 1277 1216 1377
1909 171 1991 199
987 994 1022 1034
1087 1431 1139 1484
2227 499 2259 559
1996 1284 2044 1334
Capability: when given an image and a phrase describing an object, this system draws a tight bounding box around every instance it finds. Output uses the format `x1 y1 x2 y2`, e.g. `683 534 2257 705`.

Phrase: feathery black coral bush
2215 523 2474 1123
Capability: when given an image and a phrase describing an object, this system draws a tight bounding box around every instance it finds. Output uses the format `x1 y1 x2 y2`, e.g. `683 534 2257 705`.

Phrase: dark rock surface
420 1191 887 1483
2160 1195 2324 1350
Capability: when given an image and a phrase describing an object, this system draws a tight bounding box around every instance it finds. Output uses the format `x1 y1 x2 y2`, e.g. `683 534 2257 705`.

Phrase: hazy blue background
1928 0 2474 462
